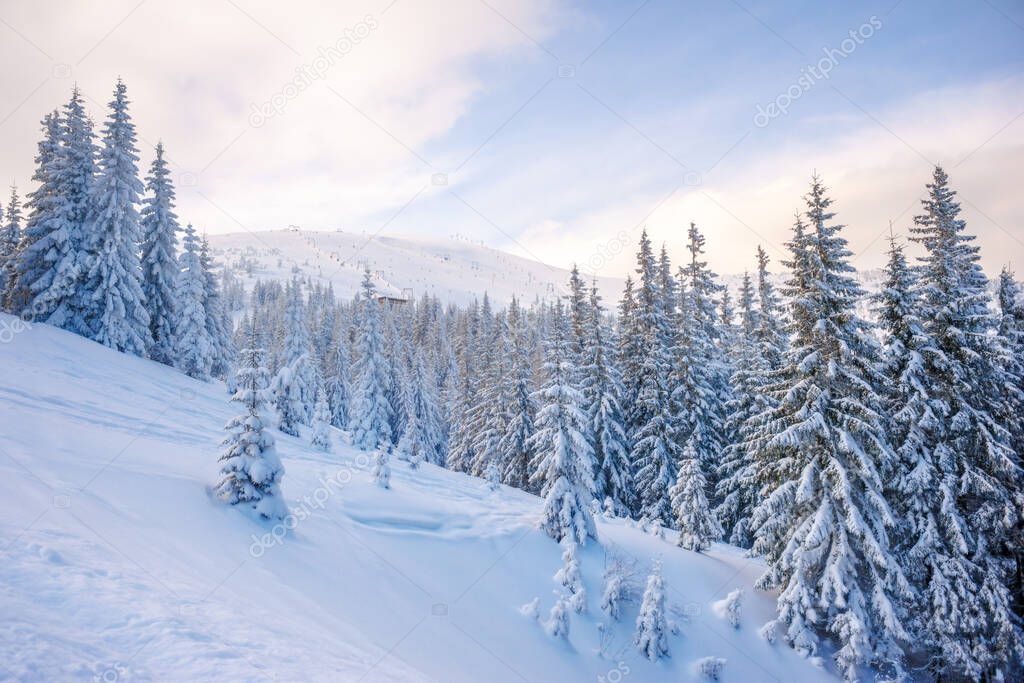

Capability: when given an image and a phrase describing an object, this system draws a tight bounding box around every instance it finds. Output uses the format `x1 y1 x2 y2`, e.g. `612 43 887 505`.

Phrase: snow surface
0 314 833 682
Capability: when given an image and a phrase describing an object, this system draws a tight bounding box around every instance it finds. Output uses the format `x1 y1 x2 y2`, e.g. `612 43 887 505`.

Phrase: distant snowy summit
207 227 889 308
206 228 625 307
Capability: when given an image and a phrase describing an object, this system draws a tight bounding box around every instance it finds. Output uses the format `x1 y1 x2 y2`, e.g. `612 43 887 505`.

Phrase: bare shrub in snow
694 656 726 680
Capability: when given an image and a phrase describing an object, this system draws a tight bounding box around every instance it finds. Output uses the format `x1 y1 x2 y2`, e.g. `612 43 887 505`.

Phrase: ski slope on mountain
206 228 892 318
0 315 835 682
207 228 625 307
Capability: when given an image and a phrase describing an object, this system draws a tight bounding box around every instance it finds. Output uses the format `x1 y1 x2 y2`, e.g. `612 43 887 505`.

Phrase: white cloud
512 75 1024 277
0 0 565 230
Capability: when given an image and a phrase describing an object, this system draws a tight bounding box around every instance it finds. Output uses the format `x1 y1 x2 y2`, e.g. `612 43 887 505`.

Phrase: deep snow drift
0 315 832 682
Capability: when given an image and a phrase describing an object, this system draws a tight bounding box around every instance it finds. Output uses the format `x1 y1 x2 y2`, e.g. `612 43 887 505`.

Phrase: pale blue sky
1 0 1022 276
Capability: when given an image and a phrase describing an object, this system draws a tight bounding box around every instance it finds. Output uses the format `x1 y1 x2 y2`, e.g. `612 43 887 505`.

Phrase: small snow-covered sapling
373 444 391 489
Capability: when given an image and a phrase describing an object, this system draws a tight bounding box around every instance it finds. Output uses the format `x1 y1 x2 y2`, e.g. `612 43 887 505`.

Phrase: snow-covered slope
207 228 889 312
0 315 833 682
207 229 626 307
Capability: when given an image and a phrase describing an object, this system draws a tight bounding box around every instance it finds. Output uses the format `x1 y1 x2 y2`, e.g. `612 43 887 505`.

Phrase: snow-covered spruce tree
138 141 179 365
628 230 678 525
277 277 316 422
996 267 1024 621
753 245 787 369
173 223 214 380
528 300 597 546
446 300 481 473
582 282 633 515
735 245 788 544
324 332 352 429
350 270 393 450
373 444 391 489
471 312 509 478
398 346 445 466
200 236 235 378
384 311 410 444
671 222 727 487
714 270 760 546
78 80 151 354
216 320 286 519
272 360 305 437
554 541 587 613
484 457 500 489
634 560 669 661
0 185 22 308
895 166 1023 679
545 596 571 640
616 274 643 431
872 232 929 485
671 440 722 552
747 176 909 680
600 551 633 621
499 297 536 489
565 263 591 379
310 388 332 452
10 93 94 326
995 266 1024 459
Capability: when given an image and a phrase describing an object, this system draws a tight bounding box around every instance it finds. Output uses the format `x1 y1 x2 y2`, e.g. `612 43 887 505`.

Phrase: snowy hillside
207 228 891 311
207 228 627 307
0 315 833 682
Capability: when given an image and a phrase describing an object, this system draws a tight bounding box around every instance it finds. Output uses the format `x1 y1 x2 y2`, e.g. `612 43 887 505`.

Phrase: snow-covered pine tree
138 141 179 365
748 176 909 680
446 300 480 472
995 266 1024 459
272 361 305 437
216 319 286 519
634 560 669 660
350 270 393 450
383 310 410 444
398 346 445 466
671 222 727 487
616 274 643 432
895 166 1024 679
77 80 150 354
324 331 353 429
10 93 94 327
629 347 676 527
582 282 633 515
484 457 500 489
173 223 214 380
499 297 536 489
714 270 760 546
528 300 597 546
996 267 1024 622
373 444 392 489
546 596 571 640
872 232 928 484
629 230 678 526
310 388 332 452
565 263 590 379
277 277 316 422
471 311 509 478
0 185 22 308
670 440 722 552
753 245 787 368
554 541 587 613
199 236 235 378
